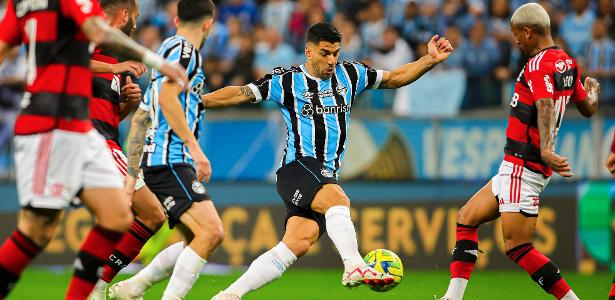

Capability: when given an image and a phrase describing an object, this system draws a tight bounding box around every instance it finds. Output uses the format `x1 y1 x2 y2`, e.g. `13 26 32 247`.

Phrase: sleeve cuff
138 101 150 112
247 83 263 103
371 70 384 89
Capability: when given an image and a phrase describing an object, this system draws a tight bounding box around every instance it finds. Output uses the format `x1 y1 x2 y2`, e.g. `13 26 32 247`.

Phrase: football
363 249 404 292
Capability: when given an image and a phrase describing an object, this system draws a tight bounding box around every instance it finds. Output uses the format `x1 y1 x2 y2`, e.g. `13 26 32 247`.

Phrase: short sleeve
61 0 105 27
0 0 22 46
524 61 555 102
247 71 282 104
351 61 384 94
570 75 588 103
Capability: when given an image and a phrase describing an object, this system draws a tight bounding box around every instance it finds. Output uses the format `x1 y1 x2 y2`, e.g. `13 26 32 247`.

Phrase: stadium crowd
0 0 614 112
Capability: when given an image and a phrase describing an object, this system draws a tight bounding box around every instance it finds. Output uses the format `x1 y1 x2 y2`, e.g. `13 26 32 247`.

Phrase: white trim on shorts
491 160 550 216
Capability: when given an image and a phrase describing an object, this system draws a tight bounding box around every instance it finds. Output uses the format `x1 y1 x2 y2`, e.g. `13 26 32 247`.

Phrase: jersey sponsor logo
300 103 350 118
191 181 206 194
181 43 193 59
16 0 49 17
555 60 567 73
544 75 553 94
292 189 302 205
75 0 93 14
320 168 334 178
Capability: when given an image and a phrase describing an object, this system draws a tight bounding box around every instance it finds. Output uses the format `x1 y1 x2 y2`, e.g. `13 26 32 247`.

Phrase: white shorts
108 147 146 191
491 160 550 216
14 129 123 209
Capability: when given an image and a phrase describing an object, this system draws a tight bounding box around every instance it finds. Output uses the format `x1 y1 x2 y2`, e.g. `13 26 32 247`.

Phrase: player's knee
102 209 133 233
456 206 473 226
139 209 166 231
207 222 225 247
285 238 312 257
18 208 61 246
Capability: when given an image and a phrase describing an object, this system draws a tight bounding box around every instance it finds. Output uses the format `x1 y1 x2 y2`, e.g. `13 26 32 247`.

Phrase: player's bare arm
90 60 147 78
124 107 150 197
575 77 600 117
536 97 572 177
160 81 212 182
379 35 453 89
202 85 255 108
0 41 14 65
81 16 187 87
119 77 142 119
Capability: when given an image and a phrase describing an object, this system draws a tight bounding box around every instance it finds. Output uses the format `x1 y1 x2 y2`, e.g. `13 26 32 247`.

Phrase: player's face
510 23 531 55
306 41 341 79
121 2 139 36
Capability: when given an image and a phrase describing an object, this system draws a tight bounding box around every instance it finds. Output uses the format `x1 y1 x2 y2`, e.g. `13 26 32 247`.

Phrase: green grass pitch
9 268 611 299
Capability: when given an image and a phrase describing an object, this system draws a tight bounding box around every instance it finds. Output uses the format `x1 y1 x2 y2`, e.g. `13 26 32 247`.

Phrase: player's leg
66 131 133 299
502 213 577 299
441 180 500 300
214 216 316 299
0 208 61 298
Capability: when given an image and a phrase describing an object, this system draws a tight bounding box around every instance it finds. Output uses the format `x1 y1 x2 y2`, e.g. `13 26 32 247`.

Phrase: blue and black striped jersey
247 61 383 177
140 35 206 167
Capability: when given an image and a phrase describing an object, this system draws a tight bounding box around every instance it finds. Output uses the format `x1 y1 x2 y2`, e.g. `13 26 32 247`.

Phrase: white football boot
341 264 395 288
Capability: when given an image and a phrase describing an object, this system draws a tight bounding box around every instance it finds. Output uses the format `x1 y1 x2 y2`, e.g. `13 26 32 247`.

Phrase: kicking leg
214 216 316 299
0 208 61 298
502 213 577 299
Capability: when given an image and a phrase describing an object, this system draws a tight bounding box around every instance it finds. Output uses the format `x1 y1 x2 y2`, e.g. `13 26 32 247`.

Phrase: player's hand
124 174 137 205
541 151 573 177
427 35 454 64
112 61 147 78
605 152 615 178
584 76 600 98
187 142 212 182
121 77 141 103
160 62 188 90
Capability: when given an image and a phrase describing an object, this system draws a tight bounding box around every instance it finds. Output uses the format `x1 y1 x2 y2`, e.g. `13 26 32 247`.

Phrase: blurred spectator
288 0 323 51
359 1 386 55
338 18 363 62
460 21 501 109
597 0 615 39
400 1 432 50
219 0 259 30
584 18 615 103
150 0 178 37
226 34 256 86
441 26 464 69
560 0 595 58
261 0 295 37
0 47 26 114
382 0 411 27
254 28 298 78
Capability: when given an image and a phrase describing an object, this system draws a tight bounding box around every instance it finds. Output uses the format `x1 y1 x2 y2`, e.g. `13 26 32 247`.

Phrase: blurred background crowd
1 0 614 113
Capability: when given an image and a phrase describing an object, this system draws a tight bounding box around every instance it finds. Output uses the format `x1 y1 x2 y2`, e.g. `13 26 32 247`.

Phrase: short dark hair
177 0 215 23
306 23 342 45
99 0 135 12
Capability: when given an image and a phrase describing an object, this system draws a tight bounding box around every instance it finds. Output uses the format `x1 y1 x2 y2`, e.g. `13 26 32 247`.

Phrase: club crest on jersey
554 60 567 73
336 85 348 95
191 181 206 194
320 168 334 178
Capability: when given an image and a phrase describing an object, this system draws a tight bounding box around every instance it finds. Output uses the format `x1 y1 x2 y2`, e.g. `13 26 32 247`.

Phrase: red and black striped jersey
90 46 122 150
505 46 588 177
0 0 104 135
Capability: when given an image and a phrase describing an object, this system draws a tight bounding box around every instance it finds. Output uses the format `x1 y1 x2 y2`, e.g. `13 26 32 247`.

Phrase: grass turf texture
10 268 611 299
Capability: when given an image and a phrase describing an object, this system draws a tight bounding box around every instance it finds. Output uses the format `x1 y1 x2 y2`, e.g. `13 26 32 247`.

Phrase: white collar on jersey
300 64 326 82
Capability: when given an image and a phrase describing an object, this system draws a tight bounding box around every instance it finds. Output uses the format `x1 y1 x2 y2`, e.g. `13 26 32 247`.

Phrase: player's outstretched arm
202 85 255 108
378 35 453 89
536 98 572 177
575 77 600 118
81 16 187 87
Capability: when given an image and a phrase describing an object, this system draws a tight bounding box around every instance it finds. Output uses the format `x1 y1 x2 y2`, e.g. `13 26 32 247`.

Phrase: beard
121 18 135 36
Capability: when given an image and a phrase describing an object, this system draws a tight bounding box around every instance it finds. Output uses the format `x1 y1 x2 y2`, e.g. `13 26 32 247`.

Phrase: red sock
506 243 571 299
0 230 42 298
65 225 123 300
101 219 155 282
609 275 615 300
450 223 478 279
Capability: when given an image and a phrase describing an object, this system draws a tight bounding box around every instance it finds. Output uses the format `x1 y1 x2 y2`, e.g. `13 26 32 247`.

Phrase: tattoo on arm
127 109 150 177
536 98 556 154
240 85 254 98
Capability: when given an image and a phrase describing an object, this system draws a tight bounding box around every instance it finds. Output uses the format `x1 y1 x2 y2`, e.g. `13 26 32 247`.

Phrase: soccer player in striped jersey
203 23 453 299
439 4 599 300
106 1 222 299
0 0 186 297
86 1 167 299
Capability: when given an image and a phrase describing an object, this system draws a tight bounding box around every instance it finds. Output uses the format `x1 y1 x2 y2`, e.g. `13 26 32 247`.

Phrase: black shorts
276 156 338 237
143 163 211 228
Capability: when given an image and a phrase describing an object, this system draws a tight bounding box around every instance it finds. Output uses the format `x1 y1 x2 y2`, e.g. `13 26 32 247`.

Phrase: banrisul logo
301 103 350 117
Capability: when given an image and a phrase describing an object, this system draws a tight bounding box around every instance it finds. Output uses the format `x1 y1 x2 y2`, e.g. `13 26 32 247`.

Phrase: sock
506 243 574 299
609 276 615 300
66 225 123 300
225 242 297 297
162 246 206 300
127 242 185 295
0 230 43 298
325 205 364 270
101 219 155 282
444 223 478 300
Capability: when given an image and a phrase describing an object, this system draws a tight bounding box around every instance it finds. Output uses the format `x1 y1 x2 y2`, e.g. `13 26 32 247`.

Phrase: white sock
560 289 579 300
128 242 185 294
443 277 468 300
225 242 297 297
325 205 365 270
162 246 206 300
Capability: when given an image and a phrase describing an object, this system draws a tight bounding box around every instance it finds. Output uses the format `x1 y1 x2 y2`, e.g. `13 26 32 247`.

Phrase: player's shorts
143 163 211 228
108 146 146 191
491 160 550 217
14 129 123 210
276 156 338 237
